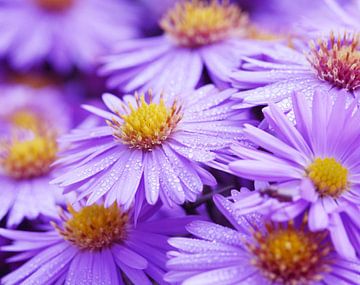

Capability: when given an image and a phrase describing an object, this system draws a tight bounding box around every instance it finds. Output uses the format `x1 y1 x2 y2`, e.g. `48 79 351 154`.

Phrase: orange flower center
56 204 128 250
247 220 331 284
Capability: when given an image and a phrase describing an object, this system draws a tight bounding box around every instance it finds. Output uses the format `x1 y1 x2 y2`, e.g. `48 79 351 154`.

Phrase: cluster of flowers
0 0 359 284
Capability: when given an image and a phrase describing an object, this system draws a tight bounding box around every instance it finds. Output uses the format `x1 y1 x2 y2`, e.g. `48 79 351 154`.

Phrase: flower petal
308 199 329 231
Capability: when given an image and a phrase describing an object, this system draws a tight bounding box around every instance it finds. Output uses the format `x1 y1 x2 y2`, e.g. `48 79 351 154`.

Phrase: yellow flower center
35 0 74 11
160 0 248 47
57 204 128 251
109 94 182 150
307 32 360 91
1 133 58 180
248 220 331 284
307 157 348 197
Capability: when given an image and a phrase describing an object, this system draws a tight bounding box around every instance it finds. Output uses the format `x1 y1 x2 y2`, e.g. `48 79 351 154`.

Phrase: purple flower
232 32 360 112
0 202 195 284
0 84 72 133
0 84 72 227
100 0 282 94
52 85 249 212
165 194 360 285
0 0 140 72
165 193 360 285
228 90 360 259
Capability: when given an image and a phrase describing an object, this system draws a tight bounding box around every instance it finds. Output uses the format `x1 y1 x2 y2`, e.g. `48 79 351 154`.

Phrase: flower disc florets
308 32 360 91
248 219 331 284
307 157 348 198
56 203 129 251
160 0 248 47
109 92 182 150
1 133 57 179
1 111 58 180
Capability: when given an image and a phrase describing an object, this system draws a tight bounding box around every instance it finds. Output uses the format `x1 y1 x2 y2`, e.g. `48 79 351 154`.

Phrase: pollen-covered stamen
160 0 248 47
247 219 332 284
308 32 360 91
55 204 128 251
108 92 182 150
307 157 348 197
0 131 58 179
35 0 74 11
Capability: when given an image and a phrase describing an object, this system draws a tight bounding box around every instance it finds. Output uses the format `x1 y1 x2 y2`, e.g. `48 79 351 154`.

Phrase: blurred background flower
0 0 140 72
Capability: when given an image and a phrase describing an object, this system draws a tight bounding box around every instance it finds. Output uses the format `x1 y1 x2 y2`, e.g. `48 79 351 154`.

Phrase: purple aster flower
228 90 360 259
0 84 72 227
0 0 139 72
52 85 250 212
100 0 284 94
232 31 360 111
0 202 195 284
166 194 360 285
0 84 72 133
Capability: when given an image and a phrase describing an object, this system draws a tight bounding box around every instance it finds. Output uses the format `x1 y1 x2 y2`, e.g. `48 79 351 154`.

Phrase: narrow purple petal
143 151 160 205
308 199 329 231
186 221 245 247
229 160 303 181
3 243 75 285
329 213 356 259
119 263 152 285
169 237 238 253
102 93 123 114
300 178 318 202
111 244 148 270
81 104 118 121
115 149 143 206
182 265 257 285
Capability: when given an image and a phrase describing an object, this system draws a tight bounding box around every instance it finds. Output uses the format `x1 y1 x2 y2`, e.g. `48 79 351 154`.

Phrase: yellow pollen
35 0 74 11
109 93 182 150
160 0 248 47
248 220 331 284
308 32 360 91
10 111 43 133
1 133 58 180
307 157 348 197
57 204 128 251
